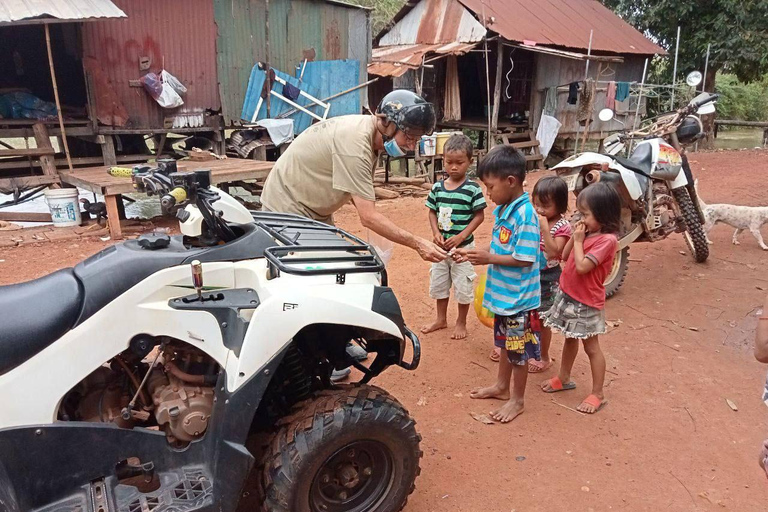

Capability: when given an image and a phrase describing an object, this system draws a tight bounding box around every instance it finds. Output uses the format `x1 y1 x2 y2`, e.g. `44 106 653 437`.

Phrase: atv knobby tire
259 385 422 512
673 187 709 263
604 247 629 298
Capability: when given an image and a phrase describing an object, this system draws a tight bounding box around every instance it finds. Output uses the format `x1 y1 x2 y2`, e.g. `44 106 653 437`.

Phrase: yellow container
473 272 495 329
435 131 461 154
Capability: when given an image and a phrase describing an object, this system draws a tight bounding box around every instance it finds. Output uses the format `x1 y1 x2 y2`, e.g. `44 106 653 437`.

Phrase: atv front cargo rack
251 212 386 284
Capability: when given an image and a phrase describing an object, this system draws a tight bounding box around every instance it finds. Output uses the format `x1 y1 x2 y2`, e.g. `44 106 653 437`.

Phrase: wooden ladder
497 130 544 171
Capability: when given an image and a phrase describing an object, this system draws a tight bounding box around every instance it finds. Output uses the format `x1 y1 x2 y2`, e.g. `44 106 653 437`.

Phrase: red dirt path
1 150 767 511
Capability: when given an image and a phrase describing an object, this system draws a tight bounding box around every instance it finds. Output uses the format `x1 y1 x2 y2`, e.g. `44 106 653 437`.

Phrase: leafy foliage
347 0 407 37
601 0 768 84
713 73 768 122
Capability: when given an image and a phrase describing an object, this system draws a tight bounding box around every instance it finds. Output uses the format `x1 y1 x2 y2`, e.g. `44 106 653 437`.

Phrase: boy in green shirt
422 134 487 339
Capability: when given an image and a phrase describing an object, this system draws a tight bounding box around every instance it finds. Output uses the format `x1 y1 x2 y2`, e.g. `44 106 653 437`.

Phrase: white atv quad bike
0 164 422 512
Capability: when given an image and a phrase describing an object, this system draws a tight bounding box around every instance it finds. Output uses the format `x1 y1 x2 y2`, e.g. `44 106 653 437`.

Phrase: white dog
694 179 768 250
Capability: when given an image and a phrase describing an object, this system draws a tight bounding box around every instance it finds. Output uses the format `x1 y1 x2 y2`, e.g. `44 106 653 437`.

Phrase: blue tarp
241 60 361 134
296 60 360 118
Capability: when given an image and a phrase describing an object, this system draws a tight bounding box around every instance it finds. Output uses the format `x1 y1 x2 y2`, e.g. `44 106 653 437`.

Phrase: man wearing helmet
261 89 447 263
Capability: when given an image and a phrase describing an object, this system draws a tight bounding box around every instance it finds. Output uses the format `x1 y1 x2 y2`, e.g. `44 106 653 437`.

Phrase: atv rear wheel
604 247 629 298
259 385 421 512
673 187 709 263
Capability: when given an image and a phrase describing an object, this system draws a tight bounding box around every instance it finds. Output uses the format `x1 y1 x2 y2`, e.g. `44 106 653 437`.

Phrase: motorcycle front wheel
604 247 629 298
672 187 709 263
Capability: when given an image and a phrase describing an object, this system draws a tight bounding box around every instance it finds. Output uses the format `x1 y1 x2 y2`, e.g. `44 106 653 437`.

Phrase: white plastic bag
162 70 187 96
367 230 394 267
155 70 185 109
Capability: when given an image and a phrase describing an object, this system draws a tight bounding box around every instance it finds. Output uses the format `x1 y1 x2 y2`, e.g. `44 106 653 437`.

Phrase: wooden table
60 159 273 239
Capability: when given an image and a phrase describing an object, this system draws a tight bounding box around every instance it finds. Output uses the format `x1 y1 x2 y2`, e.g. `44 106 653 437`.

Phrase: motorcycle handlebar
689 93 719 109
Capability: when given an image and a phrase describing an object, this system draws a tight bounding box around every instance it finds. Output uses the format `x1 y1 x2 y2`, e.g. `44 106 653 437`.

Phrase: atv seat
612 143 654 176
0 269 83 375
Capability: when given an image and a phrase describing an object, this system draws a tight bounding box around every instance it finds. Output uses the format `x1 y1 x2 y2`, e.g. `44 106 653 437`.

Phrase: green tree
347 0 407 36
601 0 768 143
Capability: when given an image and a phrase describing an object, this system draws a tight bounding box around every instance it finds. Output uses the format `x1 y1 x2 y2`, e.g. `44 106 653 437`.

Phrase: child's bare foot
421 319 447 334
451 322 468 339
491 399 525 423
470 384 510 400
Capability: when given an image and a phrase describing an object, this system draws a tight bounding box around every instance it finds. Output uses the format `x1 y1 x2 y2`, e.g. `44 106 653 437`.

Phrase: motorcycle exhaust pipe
585 170 602 184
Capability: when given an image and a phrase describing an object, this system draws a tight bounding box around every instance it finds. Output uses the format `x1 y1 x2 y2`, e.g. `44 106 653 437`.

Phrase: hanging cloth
577 79 596 125
443 55 461 122
605 81 616 110
544 86 558 116
615 82 630 102
567 82 580 105
282 81 301 101
536 114 562 159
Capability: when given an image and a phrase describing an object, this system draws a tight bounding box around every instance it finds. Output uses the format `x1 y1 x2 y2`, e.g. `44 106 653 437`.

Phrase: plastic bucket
435 131 461 154
419 135 436 156
44 188 81 227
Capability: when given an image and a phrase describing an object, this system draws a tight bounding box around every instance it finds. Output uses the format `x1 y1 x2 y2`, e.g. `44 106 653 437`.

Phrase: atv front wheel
673 187 709 263
260 385 421 512
604 247 629 298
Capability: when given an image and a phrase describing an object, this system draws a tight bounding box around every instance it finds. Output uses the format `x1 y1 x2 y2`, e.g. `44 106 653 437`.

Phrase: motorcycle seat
0 269 84 375
612 143 654 176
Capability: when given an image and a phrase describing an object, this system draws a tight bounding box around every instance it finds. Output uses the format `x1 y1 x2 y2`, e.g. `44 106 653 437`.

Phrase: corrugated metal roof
81 0 219 129
458 0 664 55
378 0 485 46
379 0 664 56
369 42 477 77
0 0 126 25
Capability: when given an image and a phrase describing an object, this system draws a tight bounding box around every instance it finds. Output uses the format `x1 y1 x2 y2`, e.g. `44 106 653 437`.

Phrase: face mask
384 138 406 158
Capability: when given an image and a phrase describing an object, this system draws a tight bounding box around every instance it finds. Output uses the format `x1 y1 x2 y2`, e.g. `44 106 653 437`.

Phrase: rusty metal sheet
379 0 485 46
369 42 477 77
80 0 220 130
0 0 125 25
456 0 665 55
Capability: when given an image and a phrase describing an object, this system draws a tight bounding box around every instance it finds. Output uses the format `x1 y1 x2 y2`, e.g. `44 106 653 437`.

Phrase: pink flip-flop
541 376 576 393
578 394 608 414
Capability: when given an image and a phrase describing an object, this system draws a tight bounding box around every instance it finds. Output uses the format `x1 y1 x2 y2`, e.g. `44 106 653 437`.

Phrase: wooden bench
60 159 273 239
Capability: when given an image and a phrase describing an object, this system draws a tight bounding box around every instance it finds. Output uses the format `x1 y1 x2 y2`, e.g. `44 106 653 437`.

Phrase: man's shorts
493 311 541 366
429 241 476 304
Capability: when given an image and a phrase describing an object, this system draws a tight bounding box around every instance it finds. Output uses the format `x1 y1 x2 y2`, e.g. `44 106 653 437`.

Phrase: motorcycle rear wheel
604 247 629 298
257 385 421 512
673 188 709 263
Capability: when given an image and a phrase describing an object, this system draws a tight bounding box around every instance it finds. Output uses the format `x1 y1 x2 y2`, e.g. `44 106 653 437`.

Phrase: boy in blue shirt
455 146 541 423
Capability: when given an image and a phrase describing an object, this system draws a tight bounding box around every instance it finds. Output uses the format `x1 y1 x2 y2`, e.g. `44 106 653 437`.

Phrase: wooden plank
0 148 56 157
0 211 52 222
525 154 543 162
32 123 59 184
105 195 122 239
0 119 90 126
0 175 61 190
510 141 540 149
0 126 94 139
714 120 768 127
0 154 147 171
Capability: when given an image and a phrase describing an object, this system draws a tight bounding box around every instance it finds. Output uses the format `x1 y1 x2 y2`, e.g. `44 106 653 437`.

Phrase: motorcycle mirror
598 108 615 122
686 71 703 87
697 103 716 115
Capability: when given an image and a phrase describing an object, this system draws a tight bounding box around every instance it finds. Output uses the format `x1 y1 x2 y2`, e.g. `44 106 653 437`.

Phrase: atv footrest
115 466 212 512
32 466 213 512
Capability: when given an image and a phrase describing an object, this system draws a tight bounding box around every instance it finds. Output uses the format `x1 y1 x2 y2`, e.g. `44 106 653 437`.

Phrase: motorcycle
0 162 423 512
552 92 718 297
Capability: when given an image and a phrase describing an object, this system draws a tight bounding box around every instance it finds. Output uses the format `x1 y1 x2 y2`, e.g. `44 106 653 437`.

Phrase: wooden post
32 123 59 187
102 135 117 166
44 23 73 171
105 194 122 239
491 38 505 146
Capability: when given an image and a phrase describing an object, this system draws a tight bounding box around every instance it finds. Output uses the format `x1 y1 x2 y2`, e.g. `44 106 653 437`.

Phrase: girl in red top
540 182 621 414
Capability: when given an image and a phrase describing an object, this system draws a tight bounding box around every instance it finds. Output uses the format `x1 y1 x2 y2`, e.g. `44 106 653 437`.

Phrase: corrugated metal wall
214 0 370 124
81 0 220 130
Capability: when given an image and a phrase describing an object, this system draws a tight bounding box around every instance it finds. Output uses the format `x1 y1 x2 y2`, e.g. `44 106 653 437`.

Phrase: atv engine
60 339 218 447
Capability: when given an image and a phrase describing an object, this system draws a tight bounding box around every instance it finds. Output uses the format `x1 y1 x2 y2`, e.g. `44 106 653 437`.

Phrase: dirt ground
1 149 767 511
